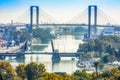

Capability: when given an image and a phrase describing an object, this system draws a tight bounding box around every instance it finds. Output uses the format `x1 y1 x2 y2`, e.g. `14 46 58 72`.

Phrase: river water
7 34 84 74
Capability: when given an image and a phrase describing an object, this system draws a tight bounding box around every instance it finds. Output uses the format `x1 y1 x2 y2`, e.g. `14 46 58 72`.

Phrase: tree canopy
0 61 120 80
78 35 120 63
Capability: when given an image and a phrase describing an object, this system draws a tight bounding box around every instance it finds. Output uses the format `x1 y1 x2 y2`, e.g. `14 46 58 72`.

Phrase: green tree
107 55 116 62
0 61 15 80
24 62 46 80
109 68 120 80
11 30 31 43
102 54 109 63
94 40 108 54
78 35 120 64
72 70 89 80
118 66 120 71
87 40 95 51
77 44 88 53
20 31 32 42
33 28 51 43
13 76 23 80
102 70 111 78
16 64 26 80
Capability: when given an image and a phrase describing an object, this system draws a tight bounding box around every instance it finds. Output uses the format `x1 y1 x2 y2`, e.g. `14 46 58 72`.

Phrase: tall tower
88 5 97 38
30 6 39 33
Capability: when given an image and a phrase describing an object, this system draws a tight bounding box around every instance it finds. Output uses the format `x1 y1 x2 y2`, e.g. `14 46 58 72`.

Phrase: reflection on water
39 34 84 53
6 34 84 74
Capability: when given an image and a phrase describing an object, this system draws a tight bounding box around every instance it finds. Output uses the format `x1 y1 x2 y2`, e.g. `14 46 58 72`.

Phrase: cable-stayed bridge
0 5 120 62
1 5 119 38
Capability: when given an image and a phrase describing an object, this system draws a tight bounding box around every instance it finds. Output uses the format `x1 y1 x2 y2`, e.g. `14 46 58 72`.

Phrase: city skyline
0 0 120 24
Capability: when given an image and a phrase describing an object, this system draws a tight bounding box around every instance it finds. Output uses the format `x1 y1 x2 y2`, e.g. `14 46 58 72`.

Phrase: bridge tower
88 5 97 38
30 6 39 33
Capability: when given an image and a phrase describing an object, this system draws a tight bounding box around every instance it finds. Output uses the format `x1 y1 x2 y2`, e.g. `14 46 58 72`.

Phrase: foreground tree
24 62 46 80
102 70 111 78
16 64 26 80
72 69 89 80
0 61 15 80
33 28 51 43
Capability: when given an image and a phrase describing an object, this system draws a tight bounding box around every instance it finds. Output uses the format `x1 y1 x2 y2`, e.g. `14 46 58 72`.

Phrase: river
6 34 84 74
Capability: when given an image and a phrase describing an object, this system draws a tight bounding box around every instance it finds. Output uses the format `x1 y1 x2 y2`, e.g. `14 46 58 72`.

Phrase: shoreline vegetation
11 28 52 44
78 35 120 63
0 61 120 80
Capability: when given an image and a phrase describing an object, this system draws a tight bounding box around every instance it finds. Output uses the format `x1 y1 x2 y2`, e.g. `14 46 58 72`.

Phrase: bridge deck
0 52 78 57
1 24 120 28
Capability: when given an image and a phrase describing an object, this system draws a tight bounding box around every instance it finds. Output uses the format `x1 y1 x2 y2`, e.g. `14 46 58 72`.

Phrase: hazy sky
0 0 120 24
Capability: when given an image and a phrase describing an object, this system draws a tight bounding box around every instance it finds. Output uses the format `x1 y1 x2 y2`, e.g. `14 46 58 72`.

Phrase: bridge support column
52 53 61 63
30 6 39 33
51 40 61 63
16 53 25 63
88 5 97 38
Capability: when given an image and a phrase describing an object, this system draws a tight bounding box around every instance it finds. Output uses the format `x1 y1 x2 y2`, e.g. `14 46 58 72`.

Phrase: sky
0 0 120 24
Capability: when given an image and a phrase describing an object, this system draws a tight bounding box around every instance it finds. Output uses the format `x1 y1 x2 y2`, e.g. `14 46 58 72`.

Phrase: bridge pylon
30 6 39 33
88 5 97 38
